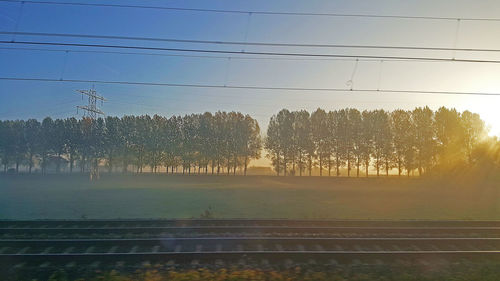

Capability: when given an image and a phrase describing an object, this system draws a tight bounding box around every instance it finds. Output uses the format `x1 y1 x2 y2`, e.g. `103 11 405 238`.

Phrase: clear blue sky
2 0 500 143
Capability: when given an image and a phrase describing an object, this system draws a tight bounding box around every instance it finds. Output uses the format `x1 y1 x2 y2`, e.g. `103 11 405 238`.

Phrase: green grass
0 174 498 220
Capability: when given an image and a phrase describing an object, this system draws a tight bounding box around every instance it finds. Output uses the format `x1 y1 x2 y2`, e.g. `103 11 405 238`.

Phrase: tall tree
348 109 363 177
360 110 374 177
241 114 262 175
65 117 81 173
293 110 314 176
24 119 41 173
391 110 412 176
412 107 435 175
461 111 486 164
371 110 392 176
103 116 122 173
311 109 329 176
435 107 465 167
40 117 54 174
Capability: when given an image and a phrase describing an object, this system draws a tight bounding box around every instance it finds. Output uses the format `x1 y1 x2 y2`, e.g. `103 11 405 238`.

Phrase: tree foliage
0 106 495 177
265 107 494 176
0 112 261 175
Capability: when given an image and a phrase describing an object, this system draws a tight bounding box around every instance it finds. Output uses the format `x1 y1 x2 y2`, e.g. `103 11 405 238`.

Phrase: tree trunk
276 152 280 176
28 152 33 174
347 150 351 177
122 160 128 173
69 151 74 173
319 155 322 176
356 157 360 177
244 156 248 176
336 155 340 176
233 155 237 175
309 155 312 176
283 155 287 176
42 153 47 175
299 152 303 176
328 156 331 176
56 152 61 173
139 150 143 173
80 156 85 174
108 152 113 173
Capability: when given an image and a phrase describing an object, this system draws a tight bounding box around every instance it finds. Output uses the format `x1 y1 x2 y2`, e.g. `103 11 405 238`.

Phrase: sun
459 91 500 138
451 72 500 138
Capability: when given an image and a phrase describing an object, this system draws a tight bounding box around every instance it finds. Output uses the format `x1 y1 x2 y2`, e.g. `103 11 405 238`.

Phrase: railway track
3 219 500 238
1 219 500 279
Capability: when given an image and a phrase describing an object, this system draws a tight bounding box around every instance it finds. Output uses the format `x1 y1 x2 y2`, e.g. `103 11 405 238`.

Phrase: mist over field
1 174 498 220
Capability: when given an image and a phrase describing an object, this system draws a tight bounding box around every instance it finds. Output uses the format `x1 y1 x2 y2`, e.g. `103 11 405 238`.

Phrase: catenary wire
3 40 500 64
3 31 500 53
1 77 499 96
0 46 456 63
1 0 500 22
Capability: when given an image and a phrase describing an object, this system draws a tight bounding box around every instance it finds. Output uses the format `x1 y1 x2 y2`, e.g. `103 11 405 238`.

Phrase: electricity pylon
76 86 106 180
76 87 106 119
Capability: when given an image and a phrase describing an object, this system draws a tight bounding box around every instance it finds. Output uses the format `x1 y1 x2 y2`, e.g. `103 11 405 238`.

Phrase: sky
2 0 500 157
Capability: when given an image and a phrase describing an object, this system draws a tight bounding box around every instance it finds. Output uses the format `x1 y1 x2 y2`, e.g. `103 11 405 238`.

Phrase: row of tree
0 106 495 177
0 112 261 175
265 107 490 176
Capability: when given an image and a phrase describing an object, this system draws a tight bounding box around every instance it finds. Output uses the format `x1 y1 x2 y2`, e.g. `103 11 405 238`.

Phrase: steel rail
3 237 500 242
2 250 500 264
3 219 500 227
3 226 500 230
1 237 498 254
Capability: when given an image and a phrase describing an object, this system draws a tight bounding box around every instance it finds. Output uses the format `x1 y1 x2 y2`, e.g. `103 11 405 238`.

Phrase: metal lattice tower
76 87 106 119
76 86 106 180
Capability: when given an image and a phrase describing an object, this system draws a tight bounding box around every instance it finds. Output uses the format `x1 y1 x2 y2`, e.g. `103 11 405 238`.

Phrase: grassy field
0 174 498 220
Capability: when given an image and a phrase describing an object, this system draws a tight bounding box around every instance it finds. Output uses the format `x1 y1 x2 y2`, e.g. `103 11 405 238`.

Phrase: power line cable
4 40 500 64
1 76 499 96
1 0 499 22
0 46 455 63
3 31 500 53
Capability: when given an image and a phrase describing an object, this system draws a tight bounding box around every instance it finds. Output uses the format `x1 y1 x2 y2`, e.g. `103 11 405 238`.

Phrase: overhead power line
3 31 500 53
3 40 500 64
0 46 465 64
0 46 403 62
1 77 499 96
1 0 499 22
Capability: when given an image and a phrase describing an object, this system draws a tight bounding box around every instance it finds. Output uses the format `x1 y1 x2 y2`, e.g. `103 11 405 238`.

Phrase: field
0 174 498 220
